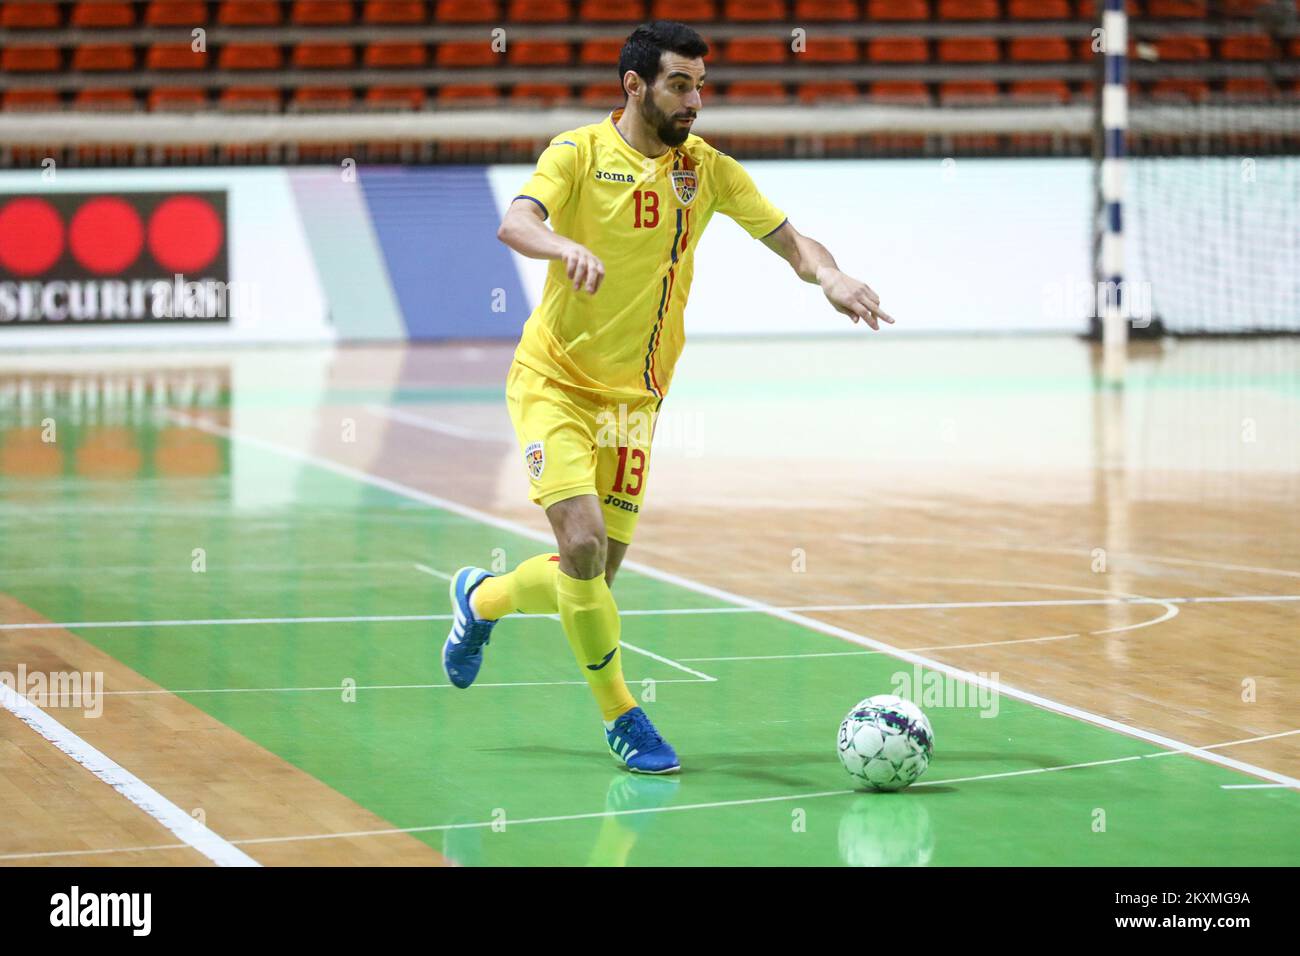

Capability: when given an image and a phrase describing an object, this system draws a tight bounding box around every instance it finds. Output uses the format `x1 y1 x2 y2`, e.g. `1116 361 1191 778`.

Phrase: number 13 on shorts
599 440 650 544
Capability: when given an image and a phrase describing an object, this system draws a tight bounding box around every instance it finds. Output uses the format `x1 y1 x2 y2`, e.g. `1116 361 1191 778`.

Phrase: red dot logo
0 198 65 276
148 195 223 273
69 197 144 275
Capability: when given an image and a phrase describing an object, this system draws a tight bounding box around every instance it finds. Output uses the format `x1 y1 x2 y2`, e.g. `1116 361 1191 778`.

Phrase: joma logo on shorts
603 494 639 513
594 169 635 183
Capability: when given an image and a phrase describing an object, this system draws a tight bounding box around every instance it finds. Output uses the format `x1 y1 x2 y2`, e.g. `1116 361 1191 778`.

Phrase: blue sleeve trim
514 195 549 220
760 217 789 240
556 140 576 147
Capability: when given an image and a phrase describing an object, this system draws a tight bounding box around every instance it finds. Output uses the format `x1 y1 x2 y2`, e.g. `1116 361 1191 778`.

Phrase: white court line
413 562 453 581
2 729 1288 864
1142 728 1300 758
1222 784 1297 790
0 682 258 867
841 533 1300 581
167 411 1300 791
9 593 1296 634
100 677 710 696
367 403 514 444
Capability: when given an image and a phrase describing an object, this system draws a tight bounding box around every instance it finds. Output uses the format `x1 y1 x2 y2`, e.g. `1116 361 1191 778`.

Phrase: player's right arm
497 199 605 294
497 137 604 294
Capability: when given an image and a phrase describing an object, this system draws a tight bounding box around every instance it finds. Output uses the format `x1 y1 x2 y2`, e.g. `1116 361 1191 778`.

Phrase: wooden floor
1 336 1296 865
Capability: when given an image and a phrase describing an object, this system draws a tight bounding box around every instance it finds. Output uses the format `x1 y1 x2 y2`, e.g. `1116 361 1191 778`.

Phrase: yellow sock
556 568 636 722
470 553 559 620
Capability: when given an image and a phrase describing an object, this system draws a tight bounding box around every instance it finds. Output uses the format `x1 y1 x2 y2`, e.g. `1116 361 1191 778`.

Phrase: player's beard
642 89 694 148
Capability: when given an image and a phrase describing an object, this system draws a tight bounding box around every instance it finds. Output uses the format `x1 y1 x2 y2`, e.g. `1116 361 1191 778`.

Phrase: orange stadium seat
723 38 787 63
937 37 1000 61
868 80 930 102
797 80 860 103
292 1 355 23
937 0 999 18
866 0 929 18
436 83 503 105
364 85 428 108
652 0 716 20
145 2 210 26
149 87 212 111
793 0 859 19
1220 35 1276 60
1008 79 1070 102
218 2 283 26
1153 36 1210 60
72 45 137 72
1008 37 1071 61
1007 0 1069 16
508 41 573 65
581 81 623 104
219 44 285 70
2 90 62 110
1219 0 1266 14
364 42 429 67
219 87 282 110
71 2 135 27
723 80 787 102
291 87 356 109
147 43 208 70
1148 78 1209 101
363 1 428 22
1 3 61 28
509 0 572 20
1 46 62 72
579 0 646 21
805 37 860 62
434 0 500 19
511 82 573 104
580 39 623 64
292 42 358 68
867 38 928 61
582 86 623 107
435 42 497 66
725 0 785 19
939 79 999 102
1223 77 1274 98
74 90 138 111
1145 0 1207 14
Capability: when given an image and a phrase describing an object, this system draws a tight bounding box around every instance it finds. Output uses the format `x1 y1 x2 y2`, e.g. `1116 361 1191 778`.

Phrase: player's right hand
561 242 605 294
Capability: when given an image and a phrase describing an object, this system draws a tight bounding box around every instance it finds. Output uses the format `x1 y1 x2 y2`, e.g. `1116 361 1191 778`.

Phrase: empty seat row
4 76 1291 114
3 33 1290 74
3 1 1284 30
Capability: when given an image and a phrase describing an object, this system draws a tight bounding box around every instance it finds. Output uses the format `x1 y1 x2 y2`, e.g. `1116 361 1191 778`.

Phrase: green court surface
3 413 1297 867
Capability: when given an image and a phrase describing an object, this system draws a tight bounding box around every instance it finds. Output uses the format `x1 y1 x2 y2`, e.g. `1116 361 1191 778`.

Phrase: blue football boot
605 707 681 774
442 567 498 689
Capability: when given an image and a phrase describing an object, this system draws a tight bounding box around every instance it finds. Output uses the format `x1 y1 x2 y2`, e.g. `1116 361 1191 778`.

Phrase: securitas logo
593 169 635 183
0 191 232 325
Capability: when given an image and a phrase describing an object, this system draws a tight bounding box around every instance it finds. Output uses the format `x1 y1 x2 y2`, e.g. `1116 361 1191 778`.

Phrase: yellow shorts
505 360 657 545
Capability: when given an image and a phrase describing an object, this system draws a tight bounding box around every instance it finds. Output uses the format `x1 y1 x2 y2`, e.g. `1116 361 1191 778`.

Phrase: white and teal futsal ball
837 694 934 791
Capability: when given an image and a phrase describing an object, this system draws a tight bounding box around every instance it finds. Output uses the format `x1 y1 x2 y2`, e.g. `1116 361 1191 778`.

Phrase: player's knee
561 530 606 577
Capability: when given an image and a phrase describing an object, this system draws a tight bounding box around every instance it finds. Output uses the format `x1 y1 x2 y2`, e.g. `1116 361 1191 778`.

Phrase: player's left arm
760 221 894 331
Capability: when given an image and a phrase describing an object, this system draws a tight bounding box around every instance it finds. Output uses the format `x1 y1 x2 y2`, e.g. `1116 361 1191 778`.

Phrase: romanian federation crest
524 441 545 480
670 169 698 205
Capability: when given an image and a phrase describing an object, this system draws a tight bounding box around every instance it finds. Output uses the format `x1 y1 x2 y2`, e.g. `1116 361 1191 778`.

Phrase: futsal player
444 21 893 773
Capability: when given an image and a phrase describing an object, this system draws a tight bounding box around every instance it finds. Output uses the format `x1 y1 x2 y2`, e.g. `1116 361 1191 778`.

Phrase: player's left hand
819 269 894 330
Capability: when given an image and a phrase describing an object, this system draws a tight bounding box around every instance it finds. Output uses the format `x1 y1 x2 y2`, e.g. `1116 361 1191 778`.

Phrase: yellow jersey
512 107 787 406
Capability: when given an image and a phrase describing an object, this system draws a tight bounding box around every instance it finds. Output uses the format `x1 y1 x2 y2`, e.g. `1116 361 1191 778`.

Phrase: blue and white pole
1101 0 1127 382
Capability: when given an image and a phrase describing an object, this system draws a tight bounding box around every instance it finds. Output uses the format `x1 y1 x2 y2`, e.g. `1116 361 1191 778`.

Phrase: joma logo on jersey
594 169 635 183
603 494 639 513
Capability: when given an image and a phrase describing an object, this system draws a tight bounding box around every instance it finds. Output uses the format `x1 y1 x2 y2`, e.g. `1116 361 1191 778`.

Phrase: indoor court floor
1 335 1296 866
